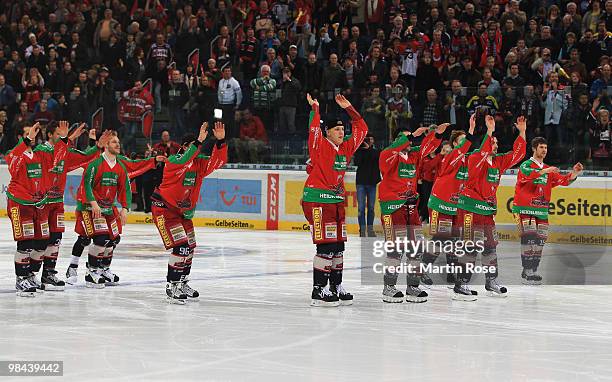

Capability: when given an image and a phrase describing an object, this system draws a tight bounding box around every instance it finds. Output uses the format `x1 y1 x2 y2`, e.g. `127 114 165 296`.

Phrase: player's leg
328 203 353 305
380 209 406 303
8 201 38 297
530 218 548 284
27 204 51 292
41 203 65 290
180 219 199 300
98 208 122 285
302 201 340 307
516 214 540 285
452 209 478 301
84 211 112 289
152 202 190 304
421 209 456 286
405 203 428 303
68 210 95 284
481 215 507 297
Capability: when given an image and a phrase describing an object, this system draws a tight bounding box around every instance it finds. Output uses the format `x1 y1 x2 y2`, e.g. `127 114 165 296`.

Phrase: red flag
188 48 200 73
91 107 104 132
167 61 176 83
130 0 139 17
142 110 154 138
142 78 152 94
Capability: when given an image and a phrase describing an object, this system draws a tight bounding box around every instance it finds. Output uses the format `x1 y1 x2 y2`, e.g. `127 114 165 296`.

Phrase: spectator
0 74 16 112
69 86 90 126
444 80 469 131
167 70 190 137
415 51 443 99
12 102 32 133
233 109 269 163
195 74 218 125
583 0 603 34
541 73 570 161
564 49 589 83
361 86 386 142
563 92 593 163
590 63 612 99
30 99 55 129
467 83 499 115
588 104 612 168
218 66 243 138
417 89 445 128
278 68 301 136
320 53 348 114
120 80 154 153
250 64 277 130
457 55 482 94
302 52 322 99
480 68 502 100
91 66 116 130
385 85 412 144
579 29 601 72
568 72 589 104
353 134 381 237
0 110 11 154
153 130 181 157
94 8 119 51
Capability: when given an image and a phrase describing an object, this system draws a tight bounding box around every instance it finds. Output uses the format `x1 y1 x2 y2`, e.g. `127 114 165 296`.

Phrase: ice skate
382 285 404 303
452 283 478 301
405 285 428 303
181 280 199 301
310 286 340 307
65 266 78 285
16 276 37 297
27 272 45 293
521 269 543 285
330 283 353 305
166 282 187 305
41 270 65 291
101 268 119 285
85 266 106 289
485 278 508 297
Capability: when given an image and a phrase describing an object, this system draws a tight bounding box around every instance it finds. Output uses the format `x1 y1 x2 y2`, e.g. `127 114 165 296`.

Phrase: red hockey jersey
512 157 575 218
76 155 156 214
378 131 440 214
302 104 368 203
458 135 526 216
427 134 475 215
6 138 68 206
157 141 228 219
46 142 101 203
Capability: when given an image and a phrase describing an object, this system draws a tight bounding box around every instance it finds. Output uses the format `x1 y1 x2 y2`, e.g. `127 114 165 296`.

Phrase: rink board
0 166 609 246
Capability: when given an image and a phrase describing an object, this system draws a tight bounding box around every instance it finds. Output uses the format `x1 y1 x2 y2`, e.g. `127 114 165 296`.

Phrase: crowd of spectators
0 0 610 168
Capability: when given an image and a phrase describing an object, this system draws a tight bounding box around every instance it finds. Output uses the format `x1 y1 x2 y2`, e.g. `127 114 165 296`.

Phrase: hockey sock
43 233 62 272
30 240 47 273
167 244 190 282
406 252 422 286
533 225 548 271
70 236 91 268
88 244 105 269
313 243 334 287
183 247 195 277
520 232 536 271
15 241 32 277
532 245 544 272
101 246 114 268
482 247 499 280
329 242 344 286
384 252 401 286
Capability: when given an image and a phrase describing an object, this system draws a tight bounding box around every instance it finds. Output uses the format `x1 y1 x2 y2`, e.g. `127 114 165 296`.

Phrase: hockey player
422 113 478 285
378 124 449 303
302 93 368 307
152 122 227 304
513 137 583 284
75 133 160 288
454 115 527 301
6 122 69 296
66 142 161 285
40 122 111 290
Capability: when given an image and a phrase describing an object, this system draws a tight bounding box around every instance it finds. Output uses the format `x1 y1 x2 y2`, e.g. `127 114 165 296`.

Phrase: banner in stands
0 166 609 245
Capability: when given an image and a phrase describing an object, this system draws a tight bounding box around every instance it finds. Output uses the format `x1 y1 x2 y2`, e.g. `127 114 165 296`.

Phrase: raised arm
337 94 368 155
197 121 228 176
495 116 527 172
306 93 323 158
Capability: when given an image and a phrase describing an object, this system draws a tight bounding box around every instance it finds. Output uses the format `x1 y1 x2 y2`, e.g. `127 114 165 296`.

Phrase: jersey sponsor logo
487 168 500 183
383 215 393 241
40 222 50 237
50 160 65 174
10 207 22 238
455 166 468 180
333 154 347 171
182 171 197 187
101 172 119 186
266 174 279 230
312 207 323 242
430 210 438 235
169 225 187 242
26 163 42 178
187 230 196 247
439 202 456 212
110 219 119 237
156 215 172 247
22 221 35 238
533 173 548 185
82 211 95 237
93 217 108 233
463 213 473 241
398 163 417 178
57 213 65 228
324 223 337 239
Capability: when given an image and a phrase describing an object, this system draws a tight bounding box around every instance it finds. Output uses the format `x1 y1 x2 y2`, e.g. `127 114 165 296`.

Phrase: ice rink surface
1 219 611 382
